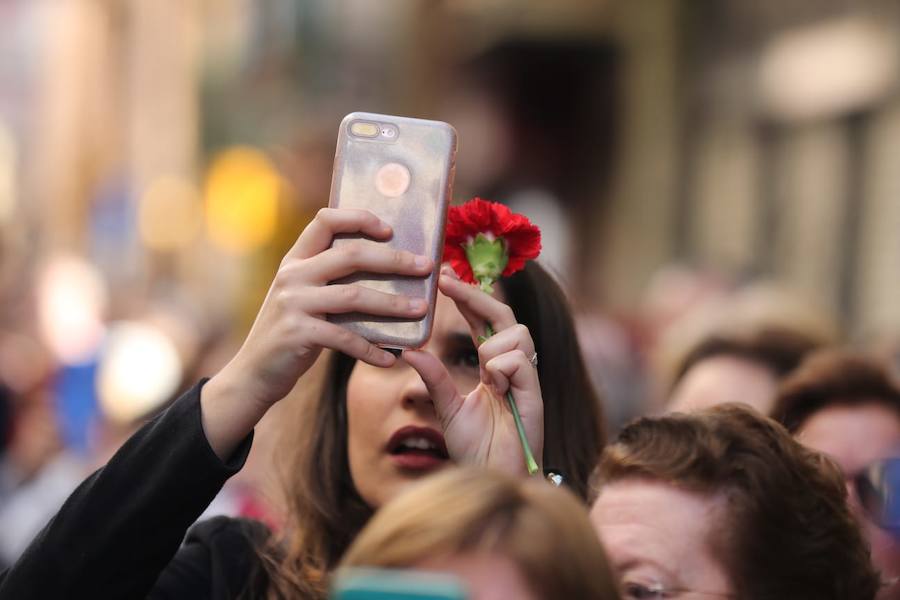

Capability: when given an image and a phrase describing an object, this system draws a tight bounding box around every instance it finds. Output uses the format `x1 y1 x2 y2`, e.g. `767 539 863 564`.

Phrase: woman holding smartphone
0 208 605 599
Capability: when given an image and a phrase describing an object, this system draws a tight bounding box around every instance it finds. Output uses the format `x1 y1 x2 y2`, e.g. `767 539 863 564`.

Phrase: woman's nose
398 360 433 410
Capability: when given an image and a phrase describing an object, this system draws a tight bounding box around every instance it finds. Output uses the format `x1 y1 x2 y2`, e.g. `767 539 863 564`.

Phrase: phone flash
350 121 379 137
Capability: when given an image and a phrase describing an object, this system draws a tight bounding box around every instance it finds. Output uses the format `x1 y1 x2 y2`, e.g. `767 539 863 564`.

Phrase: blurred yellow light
138 177 202 251
205 147 280 254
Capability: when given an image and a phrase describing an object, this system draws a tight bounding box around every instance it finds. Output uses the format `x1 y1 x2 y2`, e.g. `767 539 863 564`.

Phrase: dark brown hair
265 261 606 598
595 404 881 600
772 349 900 433
672 326 823 392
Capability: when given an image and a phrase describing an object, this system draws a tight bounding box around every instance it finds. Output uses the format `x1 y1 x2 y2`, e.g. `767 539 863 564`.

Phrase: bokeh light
759 17 899 122
96 321 182 425
204 147 280 255
138 176 203 251
37 255 108 365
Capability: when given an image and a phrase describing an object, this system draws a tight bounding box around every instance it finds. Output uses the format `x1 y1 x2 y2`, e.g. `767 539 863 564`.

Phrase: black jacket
0 380 270 599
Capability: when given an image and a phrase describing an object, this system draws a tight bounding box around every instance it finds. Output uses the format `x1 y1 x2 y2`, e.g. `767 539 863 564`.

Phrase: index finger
438 271 518 339
402 349 464 429
288 208 392 259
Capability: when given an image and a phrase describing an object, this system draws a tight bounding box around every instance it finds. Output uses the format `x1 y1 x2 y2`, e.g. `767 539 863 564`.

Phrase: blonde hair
339 467 621 600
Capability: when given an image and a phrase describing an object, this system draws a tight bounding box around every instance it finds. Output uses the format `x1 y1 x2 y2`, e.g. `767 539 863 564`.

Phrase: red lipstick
386 425 450 471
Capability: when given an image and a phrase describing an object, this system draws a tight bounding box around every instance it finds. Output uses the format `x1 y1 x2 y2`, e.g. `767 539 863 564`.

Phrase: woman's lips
386 425 449 471
391 452 448 470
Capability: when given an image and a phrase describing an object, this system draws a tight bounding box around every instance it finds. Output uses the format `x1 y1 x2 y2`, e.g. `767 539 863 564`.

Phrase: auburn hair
772 349 900 433
595 404 881 600
671 326 822 393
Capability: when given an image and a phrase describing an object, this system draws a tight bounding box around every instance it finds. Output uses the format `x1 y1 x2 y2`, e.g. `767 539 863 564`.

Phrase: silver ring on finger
529 352 538 369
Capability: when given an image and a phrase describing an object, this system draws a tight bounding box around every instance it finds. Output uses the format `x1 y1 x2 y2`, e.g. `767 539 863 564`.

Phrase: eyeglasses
854 457 900 531
622 581 735 599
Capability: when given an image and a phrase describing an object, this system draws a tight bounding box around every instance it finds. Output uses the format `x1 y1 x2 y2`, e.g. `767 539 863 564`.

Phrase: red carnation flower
441 197 543 475
443 198 542 292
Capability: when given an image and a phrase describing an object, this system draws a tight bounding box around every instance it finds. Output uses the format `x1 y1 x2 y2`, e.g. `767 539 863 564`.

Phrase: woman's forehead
433 291 470 334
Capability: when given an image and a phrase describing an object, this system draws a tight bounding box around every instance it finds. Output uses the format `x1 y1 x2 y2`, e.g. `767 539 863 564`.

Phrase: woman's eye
448 347 480 369
622 582 663 600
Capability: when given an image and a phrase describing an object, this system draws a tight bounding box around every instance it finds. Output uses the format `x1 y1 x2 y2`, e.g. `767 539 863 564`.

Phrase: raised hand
402 267 543 476
202 208 434 459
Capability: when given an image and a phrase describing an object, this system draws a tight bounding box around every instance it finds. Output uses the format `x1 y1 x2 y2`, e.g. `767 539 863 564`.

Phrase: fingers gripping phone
327 112 457 349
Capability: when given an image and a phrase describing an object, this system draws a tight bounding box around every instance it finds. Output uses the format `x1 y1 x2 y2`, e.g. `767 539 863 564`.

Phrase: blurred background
3 0 900 567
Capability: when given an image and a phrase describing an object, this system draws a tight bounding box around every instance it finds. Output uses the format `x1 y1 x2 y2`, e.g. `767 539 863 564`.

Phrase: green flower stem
485 323 540 476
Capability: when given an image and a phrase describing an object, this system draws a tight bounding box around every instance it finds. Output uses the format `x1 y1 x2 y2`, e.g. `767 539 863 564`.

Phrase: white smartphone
327 112 457 349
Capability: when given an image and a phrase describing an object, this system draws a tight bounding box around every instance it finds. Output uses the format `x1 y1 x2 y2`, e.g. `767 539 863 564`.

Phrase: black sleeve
0 379 254 600
149 517 271 600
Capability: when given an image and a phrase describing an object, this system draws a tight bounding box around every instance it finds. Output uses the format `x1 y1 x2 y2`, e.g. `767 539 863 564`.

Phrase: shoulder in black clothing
151 516 273 600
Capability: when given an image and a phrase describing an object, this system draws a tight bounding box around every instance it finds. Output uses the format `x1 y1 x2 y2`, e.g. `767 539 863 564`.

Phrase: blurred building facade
602 0 900 341
8 0 900 567
2 0 900 348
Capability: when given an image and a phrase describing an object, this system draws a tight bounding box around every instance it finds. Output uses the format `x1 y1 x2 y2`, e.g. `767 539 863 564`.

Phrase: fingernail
415 255 431 270
408 297 427 313
441 264 460 279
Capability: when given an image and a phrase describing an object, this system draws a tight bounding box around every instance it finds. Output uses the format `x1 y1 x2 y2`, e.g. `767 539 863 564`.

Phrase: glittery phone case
327 112 457 349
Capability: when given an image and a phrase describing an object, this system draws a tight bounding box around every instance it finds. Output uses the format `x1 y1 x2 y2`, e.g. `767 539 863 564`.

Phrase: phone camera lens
382 128 396 138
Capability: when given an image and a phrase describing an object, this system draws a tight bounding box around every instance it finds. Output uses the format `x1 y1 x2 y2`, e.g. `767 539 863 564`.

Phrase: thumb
401 349 464 429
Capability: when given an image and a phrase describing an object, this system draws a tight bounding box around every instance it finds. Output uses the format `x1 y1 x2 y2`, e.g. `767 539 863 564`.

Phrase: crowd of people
0 205 899 600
